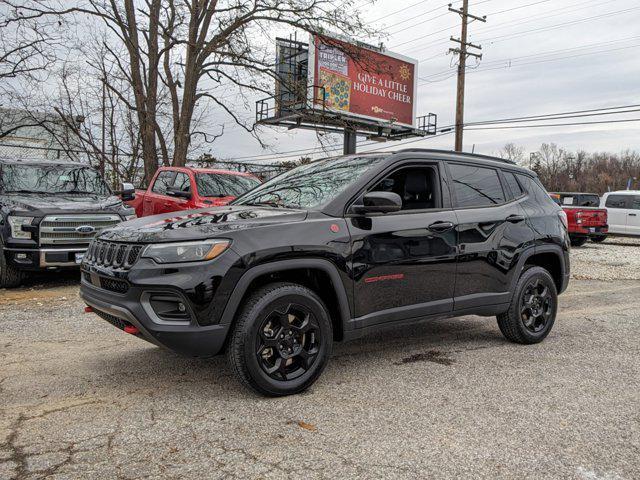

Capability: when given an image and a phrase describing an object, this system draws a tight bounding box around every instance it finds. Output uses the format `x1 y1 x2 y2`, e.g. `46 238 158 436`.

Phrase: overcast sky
206 0 640 163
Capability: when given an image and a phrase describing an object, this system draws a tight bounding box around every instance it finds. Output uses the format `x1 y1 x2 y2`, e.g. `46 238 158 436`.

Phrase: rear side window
516 174 557 206
152 171 176 194
449 164 505 207
605 195 629 209
633 196 640 210
503 171 524 198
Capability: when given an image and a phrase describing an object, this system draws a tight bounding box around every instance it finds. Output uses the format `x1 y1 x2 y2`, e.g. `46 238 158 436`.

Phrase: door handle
428 221 454 232
629 213 637 217
506 214 525 223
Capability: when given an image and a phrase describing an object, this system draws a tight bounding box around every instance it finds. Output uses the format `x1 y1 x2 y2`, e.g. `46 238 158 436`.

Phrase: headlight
141 239 230 264
124 214 137 221
8 216 34 239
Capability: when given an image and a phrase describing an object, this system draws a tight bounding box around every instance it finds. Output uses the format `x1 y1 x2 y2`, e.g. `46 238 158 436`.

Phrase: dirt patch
397 350 455 366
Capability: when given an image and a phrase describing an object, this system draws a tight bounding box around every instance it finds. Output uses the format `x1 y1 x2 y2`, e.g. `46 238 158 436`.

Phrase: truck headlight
141 239 230 264
8 216 34 239
124 214 137 221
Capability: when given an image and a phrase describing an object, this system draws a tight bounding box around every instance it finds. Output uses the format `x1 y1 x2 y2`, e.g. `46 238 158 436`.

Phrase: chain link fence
0 142 291 187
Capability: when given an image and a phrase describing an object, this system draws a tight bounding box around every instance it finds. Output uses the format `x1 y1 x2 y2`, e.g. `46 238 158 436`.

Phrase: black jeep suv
80 149 570 396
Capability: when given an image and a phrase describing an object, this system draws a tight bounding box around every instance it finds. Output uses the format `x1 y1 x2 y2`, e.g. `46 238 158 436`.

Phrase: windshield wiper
4 189 50 194
62 190 95 194
243 201 298 209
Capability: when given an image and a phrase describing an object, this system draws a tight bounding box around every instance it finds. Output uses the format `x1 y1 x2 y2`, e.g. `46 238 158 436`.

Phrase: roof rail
394 148 517 165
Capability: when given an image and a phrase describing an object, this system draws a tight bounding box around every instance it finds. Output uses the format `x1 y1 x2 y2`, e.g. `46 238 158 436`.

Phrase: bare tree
5 1 374 184
497 142 525 163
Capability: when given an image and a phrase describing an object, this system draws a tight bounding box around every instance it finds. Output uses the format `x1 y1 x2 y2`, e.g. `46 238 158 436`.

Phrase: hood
99 205 308 243
2 192 126 215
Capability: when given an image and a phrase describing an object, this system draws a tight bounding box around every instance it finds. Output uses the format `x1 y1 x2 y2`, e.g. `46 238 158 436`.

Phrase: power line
465 118 640 131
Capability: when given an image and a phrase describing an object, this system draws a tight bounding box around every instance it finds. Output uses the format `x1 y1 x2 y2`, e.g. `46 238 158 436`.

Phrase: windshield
0 164 110 195
233 155 386 209
196 173 261 197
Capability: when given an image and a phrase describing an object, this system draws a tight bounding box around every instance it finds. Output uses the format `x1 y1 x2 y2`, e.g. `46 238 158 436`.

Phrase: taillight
558 210 568 229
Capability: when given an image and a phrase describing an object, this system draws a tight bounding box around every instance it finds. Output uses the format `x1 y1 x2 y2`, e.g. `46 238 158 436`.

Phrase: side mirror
166 186 192 199
353 191 402 214
120 182 135 201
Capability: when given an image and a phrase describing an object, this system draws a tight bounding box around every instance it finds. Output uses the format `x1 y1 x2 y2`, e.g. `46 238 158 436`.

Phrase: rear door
603 194 631 234
349 161 458 325
627 196 640 236
447 163 532 310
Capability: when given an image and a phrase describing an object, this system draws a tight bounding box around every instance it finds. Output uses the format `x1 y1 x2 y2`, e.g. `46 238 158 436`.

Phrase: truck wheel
227 282 333 396
0 244 25 288
590 235 607 243
497 266 558 345
570 236 588 247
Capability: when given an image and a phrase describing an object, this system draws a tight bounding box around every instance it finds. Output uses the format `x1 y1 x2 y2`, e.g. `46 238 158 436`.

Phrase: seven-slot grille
84 240 143 270
39 215 122 246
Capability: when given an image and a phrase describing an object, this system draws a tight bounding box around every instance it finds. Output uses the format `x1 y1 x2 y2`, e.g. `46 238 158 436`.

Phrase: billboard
308 34 418 128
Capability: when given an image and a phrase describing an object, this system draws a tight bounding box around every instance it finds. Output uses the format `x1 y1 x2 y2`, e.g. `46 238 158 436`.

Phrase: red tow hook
124 325 140 335
84 306 93 313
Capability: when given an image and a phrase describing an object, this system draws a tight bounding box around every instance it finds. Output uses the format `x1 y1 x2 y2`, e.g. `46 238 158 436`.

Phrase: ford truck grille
39 215 122 246
84 240 143 270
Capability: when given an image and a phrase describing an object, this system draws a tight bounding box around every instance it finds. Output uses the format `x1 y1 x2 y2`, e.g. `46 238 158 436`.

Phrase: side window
370 166 441 211
605 195 629 209
151 171 176 194
633 196 640 210
503 171 524 198
449 164 505 208
173 172 191 192
515 173 556 206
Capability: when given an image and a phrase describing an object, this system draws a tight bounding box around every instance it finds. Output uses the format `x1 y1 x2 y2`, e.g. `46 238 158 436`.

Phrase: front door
627 195 640 236
348 163 458 328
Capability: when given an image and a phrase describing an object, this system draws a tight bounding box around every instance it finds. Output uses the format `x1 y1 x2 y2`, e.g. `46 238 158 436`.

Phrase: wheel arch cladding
522 251 564 293
220 259 351 341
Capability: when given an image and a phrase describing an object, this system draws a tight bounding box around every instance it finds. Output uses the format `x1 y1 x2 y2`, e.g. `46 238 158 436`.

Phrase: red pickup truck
127 166 261 217
550 192 608 246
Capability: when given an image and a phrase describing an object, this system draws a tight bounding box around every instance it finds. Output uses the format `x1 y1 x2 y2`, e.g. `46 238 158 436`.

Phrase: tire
590 235 607 243
0 240 24 288
570 236 588 247
497 266 558 345
227 282 333 396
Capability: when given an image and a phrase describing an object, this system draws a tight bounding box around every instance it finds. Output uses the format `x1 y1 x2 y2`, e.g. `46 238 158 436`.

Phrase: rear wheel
570 236 588 247
227 282 333 396
0 240 25 288
497 266 558 344
590 235 607 243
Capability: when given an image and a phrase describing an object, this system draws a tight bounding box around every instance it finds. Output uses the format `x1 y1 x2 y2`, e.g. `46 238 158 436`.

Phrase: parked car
0 157 136 288
126 166 261 217
600 190 640 236
549 192 608 246
80 149 570 396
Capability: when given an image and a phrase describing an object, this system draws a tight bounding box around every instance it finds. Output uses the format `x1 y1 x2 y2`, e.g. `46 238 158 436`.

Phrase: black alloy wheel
256 303 321 381
520 278 554 334
227 282 332 396
497 266 558 344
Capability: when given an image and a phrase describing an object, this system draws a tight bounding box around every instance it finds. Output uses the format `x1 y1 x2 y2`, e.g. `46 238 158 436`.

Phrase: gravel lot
1 239 639 479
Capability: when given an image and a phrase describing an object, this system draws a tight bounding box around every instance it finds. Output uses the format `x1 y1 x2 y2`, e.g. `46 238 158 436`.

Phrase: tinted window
503 171 523 198
371 167 440 210
633 196 640 210
152 171 176 194
577 194 600 207
516 174 557 206
450 164 505 207
173 172 191 192
605 195 629 209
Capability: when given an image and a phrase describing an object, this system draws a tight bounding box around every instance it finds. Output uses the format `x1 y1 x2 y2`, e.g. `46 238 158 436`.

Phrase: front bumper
80 279 230 357
3 246 87 269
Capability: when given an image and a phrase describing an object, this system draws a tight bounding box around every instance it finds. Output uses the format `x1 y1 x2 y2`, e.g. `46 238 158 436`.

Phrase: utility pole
449 1 486 152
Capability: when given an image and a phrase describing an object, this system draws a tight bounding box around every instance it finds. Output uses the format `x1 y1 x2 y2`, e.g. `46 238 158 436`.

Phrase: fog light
16 253 27 260
178 302 186 312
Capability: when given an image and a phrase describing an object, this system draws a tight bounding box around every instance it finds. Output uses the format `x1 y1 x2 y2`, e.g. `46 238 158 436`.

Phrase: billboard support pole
343 128 357 154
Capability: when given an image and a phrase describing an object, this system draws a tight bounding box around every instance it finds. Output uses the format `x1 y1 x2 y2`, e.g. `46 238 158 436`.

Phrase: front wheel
0 241 25 288
497 266 558 344
227 282 333 396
